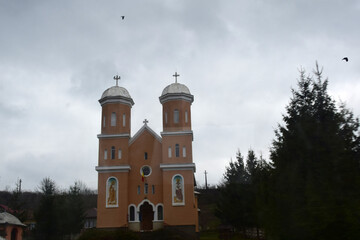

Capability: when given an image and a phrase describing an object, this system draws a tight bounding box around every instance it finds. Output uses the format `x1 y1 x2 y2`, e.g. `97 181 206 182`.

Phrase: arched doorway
140 201 154 231
11 228 18 240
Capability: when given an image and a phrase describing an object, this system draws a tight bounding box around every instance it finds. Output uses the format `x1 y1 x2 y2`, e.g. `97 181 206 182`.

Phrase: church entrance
140 202 154 231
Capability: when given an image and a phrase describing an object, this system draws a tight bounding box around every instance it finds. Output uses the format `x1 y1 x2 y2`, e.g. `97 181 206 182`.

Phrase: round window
141 166 152 177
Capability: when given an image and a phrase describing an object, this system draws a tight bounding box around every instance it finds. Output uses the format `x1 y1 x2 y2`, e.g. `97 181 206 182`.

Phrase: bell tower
159 73 198 231
96 75 134 228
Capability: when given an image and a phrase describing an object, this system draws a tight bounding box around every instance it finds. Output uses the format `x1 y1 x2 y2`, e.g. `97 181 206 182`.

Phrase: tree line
0 178 97 240
216 63 360 240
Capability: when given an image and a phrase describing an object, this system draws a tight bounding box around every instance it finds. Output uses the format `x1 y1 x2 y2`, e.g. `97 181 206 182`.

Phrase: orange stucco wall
162 170 197 226
128 130 163 205
101 103 131 135
97 172 129 228
162 100 192 132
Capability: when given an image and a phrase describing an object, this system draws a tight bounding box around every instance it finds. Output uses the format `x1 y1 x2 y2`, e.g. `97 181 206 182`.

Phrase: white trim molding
95 165 131 173
99 97 134 107
97 133 130 139
160 163 196 172
159 93 194 104
160 131 193 137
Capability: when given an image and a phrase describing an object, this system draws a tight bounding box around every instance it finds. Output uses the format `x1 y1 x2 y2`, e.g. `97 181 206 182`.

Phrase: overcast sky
1 0 359 191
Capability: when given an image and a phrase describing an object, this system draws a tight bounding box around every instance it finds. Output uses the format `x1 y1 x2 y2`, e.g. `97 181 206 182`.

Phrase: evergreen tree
216 150 247 230
268 64 360 240
64 181 86 236
216 150 271 237
35 177 59 240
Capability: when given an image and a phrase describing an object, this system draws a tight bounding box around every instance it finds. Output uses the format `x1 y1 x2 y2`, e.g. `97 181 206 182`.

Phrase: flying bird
121 16 125 20
342 57 348 62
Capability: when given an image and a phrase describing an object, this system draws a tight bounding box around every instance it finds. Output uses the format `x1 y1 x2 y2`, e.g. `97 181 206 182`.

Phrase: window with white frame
175 144 180 157
129 206 135 221
104 149 108 160
174 109 179 123
157 205 163 220
111 112 116 126
144 183 148 194
118 149 122 159
168 147 172 158
111 146 115 159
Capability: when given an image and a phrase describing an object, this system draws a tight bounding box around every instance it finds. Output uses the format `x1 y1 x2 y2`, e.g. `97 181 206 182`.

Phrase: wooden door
140 202 154 231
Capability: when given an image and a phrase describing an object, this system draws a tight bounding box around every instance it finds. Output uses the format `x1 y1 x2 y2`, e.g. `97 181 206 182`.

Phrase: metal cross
113 75 121 86
173 72 180 83
143 119 149 124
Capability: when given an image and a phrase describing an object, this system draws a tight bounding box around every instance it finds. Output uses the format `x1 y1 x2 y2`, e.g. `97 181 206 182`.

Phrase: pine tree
216 150 271 237
34 177 59 240
64 181 86 236
268 64 360 240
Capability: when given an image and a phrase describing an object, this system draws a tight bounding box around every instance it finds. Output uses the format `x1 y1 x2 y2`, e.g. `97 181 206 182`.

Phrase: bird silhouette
121 16 125 20
342 57 348 62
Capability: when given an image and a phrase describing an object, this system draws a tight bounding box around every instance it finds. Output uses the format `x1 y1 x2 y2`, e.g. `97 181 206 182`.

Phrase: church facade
95 74 199 233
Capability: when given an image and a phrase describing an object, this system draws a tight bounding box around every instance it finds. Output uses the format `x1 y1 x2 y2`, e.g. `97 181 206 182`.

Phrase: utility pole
204 170 208 190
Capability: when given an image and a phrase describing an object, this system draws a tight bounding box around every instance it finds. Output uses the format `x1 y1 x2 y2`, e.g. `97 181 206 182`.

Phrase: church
95 73 199 233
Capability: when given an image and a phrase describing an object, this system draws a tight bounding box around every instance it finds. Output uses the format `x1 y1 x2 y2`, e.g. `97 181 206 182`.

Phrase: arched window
174 109 179 123
118 149 122 159
144 183 148 194
175 144 180 157
129 206 135 221
168 147 172 158
111 146 115 159
106 177 118 208
172 174 185 206
157 205 163 220
104 149 108 160
111 112 116 126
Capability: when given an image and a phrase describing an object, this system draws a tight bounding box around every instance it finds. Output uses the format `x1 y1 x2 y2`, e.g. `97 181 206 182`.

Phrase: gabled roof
129 123 162 145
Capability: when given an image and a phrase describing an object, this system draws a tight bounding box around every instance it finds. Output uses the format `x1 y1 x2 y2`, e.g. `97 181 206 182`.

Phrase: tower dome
101 86 132 99
161 82 191 96
159 73 194 104
99 86 134 107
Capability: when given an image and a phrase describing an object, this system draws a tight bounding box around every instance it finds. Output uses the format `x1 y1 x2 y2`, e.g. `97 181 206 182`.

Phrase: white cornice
95 165 131 172
160 163 196 172
159 93 194 104
99 96 134 107
160 131 193 136
97 133 130 139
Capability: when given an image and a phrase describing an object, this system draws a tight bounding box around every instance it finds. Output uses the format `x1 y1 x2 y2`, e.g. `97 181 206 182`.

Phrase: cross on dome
113 75 121 86
173 72 180 83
